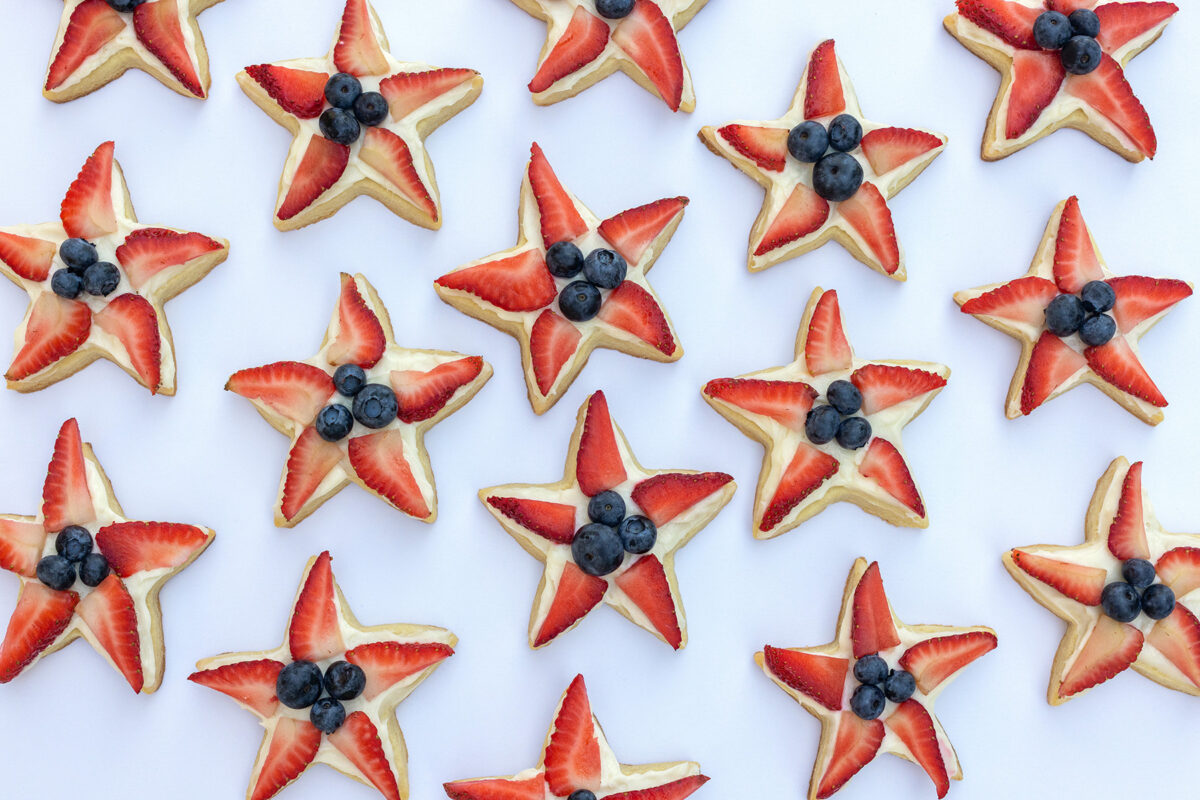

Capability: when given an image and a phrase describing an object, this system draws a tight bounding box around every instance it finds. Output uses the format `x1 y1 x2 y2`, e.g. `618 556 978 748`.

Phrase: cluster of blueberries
1100 557 1176 623
805 380 872 451
275 658 367 734
849 653 917 721
545 241 627 323
35 526 111 591
1033 8 1105 75
787 114 865 202
1044 279 1117 347
105 0 146 11
319 73 389 146
51 238 121 300
315 364 398 441
571 491 657 577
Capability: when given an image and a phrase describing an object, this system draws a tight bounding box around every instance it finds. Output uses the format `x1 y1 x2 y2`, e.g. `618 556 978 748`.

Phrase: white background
0 1 1197 798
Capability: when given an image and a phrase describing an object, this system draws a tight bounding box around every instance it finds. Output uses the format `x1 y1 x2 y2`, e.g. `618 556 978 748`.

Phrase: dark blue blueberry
59 238 97 271
853 654 889 686
827 114 863 152
1069 8 1100 37
594 0 634 18
884 669 916 703
106 0 146 11
276 660 323 709
582 249 627 289
1061 35 1102 75
55 525 93 563
325 73 362 109
323 660 367 701
826 380 862 416
1078 313 1116 346
1141 583 1176 620
352 384 398 429
334 364 367 396
1080 280 1116 313
1045 294 1085 336
310 697 347 734
588 490 626 527
1100 581 1140 623
571 523 625 577
83 261 120 296
787 121 829 163
850 683 886 720
836 417 872 450
353 91 388 126
558 280 602 322
319 107 361 145
618 515 657 555
805 405 841 445
1121 558 1156 590
78 553 110 588
1033 10 1072 49
546 241 585 278
568 792 598 800
316 404 354 441
51 269 83 299
36 555 75 591
812 152 863 202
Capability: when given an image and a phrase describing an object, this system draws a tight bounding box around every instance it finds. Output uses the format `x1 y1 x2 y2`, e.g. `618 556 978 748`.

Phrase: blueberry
36 555 75 591
595 0 634 18
811 152 863 202
1033 11 1072 49
805 405 841 445
310 697 347 734
582 249 627 289
352 384 398 429
1080 280 1115 313
618 515 657 555
1061 35 1102 75
571 523 625 577
826 380 862 416
323 660 367 701
316 404 354 441
1100 581 1141 623
106 0 146 11
568 792 598 800
1078 313 1116 346
588 490 626 527
319 107 361 145
558 280 602 322
827 114 863 152
83 261 120 296
1121 558 1156 590
51 269 83 299
325 73 362 109
835 417 872 450
78 553 110 587
276 660 323 709
884 669 916 702
334 364 367 396
850 684 886 720
546 241 585 278
59 238 97 271
353 91 388 126
1141 583 1176 620
1044 294 1085 336
55 525 93 563
1069 8 1101 37
853 654 889 686
787 121 829 163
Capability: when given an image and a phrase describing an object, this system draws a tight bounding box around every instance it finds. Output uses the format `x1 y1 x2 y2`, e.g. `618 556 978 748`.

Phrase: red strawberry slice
288 551 344 662
250 717 321 800
1053 196 1102 293
7 296 92 382
1108 461 1150 559
858 438 925 518
345 641 454 700
486 495 577 544
529 143 588 249
95 521 209 577
604 776 709 800
244 64 328 118
0 232 56 282
115 228 224 290
1006 51 1065 139
1065 55 1156 158
94 293 162 392
815 712 884 799
348 430 431 518
599 197 688 265
46 0 126 91
333 0 389 76
886 700 949 799
1010 549 1105 605
329 712 401 800
611 0 685 111
1157 547 1200 598
839 182 899 274
899 631 998 694
0 519 47 578
754 183 830 257
1108 276 1192 333
278 136 350 222
187 659 283 717
227 362 335 425
762 444 839 532
804 40 845 119
42 418 95 533
1045 0 1095 11
630 472 734 527
575 392 627 496
61 141 117 239
959 275 1058 327
544 674 601 796
1146 604 1200 689
77 574 143 691
596 281 676 356
133 0 203 96
859 127 943 175
851 562 900 658
1085 336 1166 406
851 365 947 415
762 645 848 711
528 6 608 94
444 776 547 800
717 125 789 172
1059 615 1143 698
1020 331 1087 415
703 378 817 432
1096 2 1178 52
0 583 78 683
380 67 478 120
360 127 437 221
614 555 682 649
326 274 385 368
804 290 852 376
534 562 607 647
391 356 484 423
955 0 1040 48
530 309 581 397
437 250 557 313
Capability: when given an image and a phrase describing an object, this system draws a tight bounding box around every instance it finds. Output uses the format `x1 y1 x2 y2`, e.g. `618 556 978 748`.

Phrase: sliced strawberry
762 645 848 711
544 674 601 796
115 228 224 290
598 197 688 264
347 430 431 518
1157 547 1200 598
1108 461 1149 559
1059 614 1143 698
1108 276 1192 333
77 574 143 691
345 641 454 700
596 281 676 355
851 365 947 416
1046 0 1096 11
444 777 547 800
10 293 92 381
1085 336 1166 406
227 362 335 425
380 67 478 120
250 717 321 800
278 136 350 222
839 182 899 274
1010 549 1105 605
858 438 925 518
534 562 607 647
575 392 627 496
614 555 682 649
604 776 710 800
187 659 283 717
761 444 839 532
436 250 556 312
1096 2 1178 52
703 378 816 432
47 1 125 90
486 495 577 544
754 183 830 257
899 631 998 694
804 40 845 119
859 127 943 175
815 712 884 799
630 472 733 527
804 290 852 376
1053 196 1102 293
1020 331 1087 415
1006 51 1065 139
959 275 1058 327
42 418 95 532
717 125 789 172
530 309 581 397
96 521 208 578
244 64 328 118
133 0 203 96
60 141 116 240
288 551 344 662
360 127 437 221
0 519 46 578
885 700 949 799
391 356 483 423
0 583 78 683
333 0 388 76
528 6 608 94
955 0 1040 49
0 232 56 282
94 293 161 392
1065 55 1156 158
1146 604 1200 689
327 273 385 368
329 712 401 800
850 562 900 658
529 143 588 249
611 0 685 111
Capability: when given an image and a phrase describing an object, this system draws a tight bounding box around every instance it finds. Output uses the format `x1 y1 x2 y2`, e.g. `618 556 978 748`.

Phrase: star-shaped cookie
0 140 229 394
945 0 1176 162
237 0 483 230
757 559 996 799
480 390 735 649
43 0 226 101
444 674 709 800
699 39 946 278
955 196 1191 425
1005 457 1200 703
190 551 455 800
0 418 214 691
703 288 947 539
435 142 685 415
511 0 707 111
228 273 491 527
